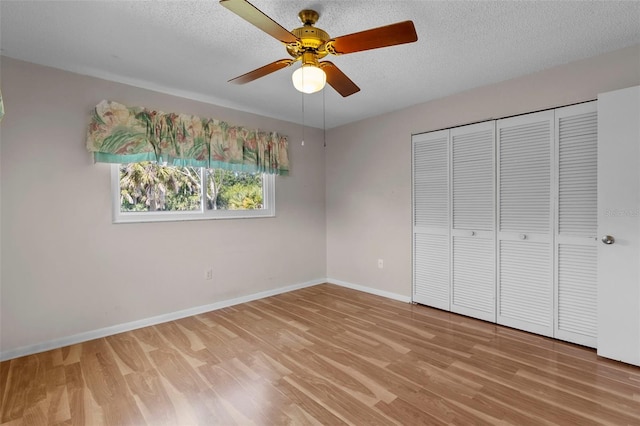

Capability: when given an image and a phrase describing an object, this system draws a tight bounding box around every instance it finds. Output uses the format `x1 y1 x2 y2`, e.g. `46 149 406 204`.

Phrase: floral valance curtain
86 100 289 175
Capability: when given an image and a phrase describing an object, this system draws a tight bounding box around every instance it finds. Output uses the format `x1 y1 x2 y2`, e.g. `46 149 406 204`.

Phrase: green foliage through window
119 162 264 212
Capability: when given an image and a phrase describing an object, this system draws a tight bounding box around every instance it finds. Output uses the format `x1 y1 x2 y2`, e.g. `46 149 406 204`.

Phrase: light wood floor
1 284 639 425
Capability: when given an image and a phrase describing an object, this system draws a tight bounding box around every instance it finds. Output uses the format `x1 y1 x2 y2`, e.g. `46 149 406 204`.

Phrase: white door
555 102 598 348
497 111 555 337
597 86 640 366
450 122 496 322
413 130 450 310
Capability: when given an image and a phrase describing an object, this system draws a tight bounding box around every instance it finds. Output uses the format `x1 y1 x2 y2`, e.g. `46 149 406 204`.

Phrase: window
111 162 275 223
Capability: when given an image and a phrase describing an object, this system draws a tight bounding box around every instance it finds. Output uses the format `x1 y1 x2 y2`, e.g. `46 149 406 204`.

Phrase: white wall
326 44 640 298
0 57 326 356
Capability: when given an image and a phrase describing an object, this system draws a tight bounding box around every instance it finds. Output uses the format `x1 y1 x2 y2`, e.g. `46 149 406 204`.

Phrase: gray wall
0 57 327 355
325 44 640 298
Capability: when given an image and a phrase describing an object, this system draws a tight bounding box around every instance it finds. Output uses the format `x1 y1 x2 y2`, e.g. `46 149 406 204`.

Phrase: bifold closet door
497 111 554 337
554 102 598 348
413 130 450 310
450 122 496 322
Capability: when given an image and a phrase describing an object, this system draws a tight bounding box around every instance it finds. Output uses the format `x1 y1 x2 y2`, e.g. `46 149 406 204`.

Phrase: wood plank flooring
1 284 639 425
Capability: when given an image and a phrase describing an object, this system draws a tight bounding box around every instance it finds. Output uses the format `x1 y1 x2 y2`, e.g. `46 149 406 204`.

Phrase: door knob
601 235 615 245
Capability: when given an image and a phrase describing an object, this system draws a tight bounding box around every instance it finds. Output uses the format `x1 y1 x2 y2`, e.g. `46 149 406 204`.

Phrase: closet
412 101 598 348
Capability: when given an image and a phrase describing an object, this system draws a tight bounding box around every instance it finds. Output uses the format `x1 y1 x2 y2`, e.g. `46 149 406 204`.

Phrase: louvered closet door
413 130 450 310
497 111 554 337
555 102 598 348
450 122 496 322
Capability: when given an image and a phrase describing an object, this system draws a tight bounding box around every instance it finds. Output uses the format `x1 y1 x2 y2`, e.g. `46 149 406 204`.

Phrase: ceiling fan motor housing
286 10 330 60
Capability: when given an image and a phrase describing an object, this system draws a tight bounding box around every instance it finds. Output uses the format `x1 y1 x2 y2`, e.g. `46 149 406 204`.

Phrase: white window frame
111 164 275 223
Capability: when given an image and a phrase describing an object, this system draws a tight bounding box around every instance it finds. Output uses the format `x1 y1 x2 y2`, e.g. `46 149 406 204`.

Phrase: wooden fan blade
220 0 298 44
329 21 417 55
319 62 360 97
229 59 294 84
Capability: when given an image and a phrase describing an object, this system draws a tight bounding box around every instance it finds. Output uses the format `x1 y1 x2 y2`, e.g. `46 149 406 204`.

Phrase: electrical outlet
205 268 213 280
377 259 384 269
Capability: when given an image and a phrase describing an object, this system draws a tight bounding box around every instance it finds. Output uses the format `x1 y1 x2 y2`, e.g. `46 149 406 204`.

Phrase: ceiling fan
220 0 418 97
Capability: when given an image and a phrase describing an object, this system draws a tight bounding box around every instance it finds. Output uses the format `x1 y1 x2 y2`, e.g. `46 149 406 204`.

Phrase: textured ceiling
1 1 639 129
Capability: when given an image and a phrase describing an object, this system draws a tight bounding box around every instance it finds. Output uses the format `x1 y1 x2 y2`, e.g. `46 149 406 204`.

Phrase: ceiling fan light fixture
292 65 326 94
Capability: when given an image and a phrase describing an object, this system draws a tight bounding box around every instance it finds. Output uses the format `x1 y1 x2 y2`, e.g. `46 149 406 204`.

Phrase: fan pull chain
301 73 305 146
323 88 326 147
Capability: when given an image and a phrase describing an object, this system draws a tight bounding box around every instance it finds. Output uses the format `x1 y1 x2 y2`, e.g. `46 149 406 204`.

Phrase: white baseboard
0 278 325 362
327 278 412 303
